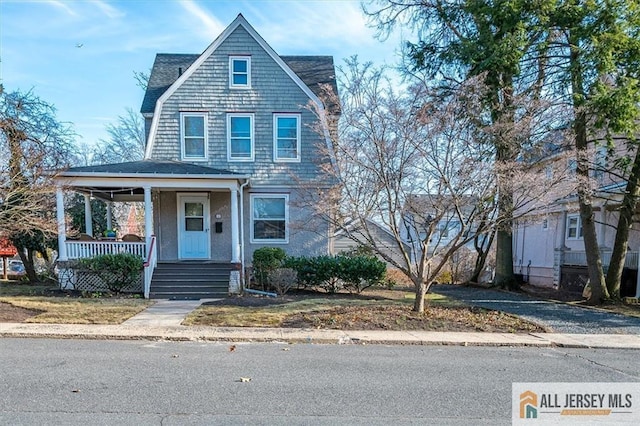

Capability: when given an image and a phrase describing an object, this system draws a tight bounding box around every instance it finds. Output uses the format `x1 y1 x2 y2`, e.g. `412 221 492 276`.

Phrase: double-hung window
566 214 583 239
251 194 288 243
229 56 251 88
181 112 207 160
227 113 254 161
273 114 301 161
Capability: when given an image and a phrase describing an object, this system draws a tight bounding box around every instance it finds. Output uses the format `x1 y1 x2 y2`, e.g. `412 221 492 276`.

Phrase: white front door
178 194 210 259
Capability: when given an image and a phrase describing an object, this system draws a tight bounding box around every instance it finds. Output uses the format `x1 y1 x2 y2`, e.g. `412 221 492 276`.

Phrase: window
184 202 204 231
274 114 301 161
227 114 254 161
566 214 583 239
251 194 288 243
229 56 251 88
542 218 549 230
181 113 207 160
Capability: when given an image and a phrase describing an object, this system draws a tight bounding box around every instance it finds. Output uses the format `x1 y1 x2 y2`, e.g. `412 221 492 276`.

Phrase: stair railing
143 235 157 299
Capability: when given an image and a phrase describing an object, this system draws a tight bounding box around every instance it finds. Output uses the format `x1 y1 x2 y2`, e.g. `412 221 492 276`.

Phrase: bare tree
92 107 145 164
0 86 75 281
307 59 573 312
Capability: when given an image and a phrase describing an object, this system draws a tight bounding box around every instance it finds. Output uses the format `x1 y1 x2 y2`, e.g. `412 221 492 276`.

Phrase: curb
2 323 640 349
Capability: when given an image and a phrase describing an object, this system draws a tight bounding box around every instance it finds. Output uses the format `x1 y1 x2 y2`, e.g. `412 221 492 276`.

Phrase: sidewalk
1 297 640 348
1 321 640 348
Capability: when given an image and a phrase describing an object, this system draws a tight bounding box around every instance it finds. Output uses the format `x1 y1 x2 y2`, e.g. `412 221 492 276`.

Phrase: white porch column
83 194 93 237
143 186 153 250
56 186 67 261
230 188 240 263
106 201 113 230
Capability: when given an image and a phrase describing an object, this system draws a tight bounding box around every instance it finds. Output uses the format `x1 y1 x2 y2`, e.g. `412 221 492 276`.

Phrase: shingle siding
149 26 332 186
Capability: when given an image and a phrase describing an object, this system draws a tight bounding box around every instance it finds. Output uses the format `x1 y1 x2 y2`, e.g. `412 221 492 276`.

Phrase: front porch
555 248 640 297
54 160 250 298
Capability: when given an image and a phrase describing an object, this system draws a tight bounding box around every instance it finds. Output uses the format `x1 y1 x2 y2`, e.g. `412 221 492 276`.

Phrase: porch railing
563 249 639 270
65 240 146 260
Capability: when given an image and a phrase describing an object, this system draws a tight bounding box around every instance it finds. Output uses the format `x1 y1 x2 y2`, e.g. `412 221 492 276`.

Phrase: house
332 219 411 267
512 137 640 298
54 14 338 298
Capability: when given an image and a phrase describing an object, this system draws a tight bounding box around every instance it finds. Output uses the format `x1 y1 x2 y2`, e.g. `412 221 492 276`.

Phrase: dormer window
229 56 251 88
180 112 208 160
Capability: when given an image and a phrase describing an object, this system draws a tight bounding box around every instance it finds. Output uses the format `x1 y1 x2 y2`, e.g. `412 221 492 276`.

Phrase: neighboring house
401 194 480 264
54 14 338 298
512 137 640 298
332 219 411 267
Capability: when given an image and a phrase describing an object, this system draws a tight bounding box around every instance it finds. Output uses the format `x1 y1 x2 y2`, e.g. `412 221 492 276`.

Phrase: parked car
7 259 26 279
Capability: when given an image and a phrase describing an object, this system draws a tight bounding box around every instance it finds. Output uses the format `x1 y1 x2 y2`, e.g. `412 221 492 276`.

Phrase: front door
178 194 210 259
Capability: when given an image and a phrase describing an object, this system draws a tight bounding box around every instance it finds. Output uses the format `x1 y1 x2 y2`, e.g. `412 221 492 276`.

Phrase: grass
183 289 546 333
0 281 152 324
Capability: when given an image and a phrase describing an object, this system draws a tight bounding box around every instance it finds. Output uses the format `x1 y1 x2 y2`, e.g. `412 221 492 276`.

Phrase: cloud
91 0 125 19
179 0 225 40
43 0 78 16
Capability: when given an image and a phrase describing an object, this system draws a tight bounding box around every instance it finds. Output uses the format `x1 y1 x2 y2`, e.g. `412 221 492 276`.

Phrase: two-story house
512 137 640 298
54 14 338 298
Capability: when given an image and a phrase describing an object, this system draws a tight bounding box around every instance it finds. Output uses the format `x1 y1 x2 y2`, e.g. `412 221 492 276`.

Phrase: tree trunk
17 250 38 283
569 29 608 304
605 149 640 298
413 280 428 313
469 228 496 284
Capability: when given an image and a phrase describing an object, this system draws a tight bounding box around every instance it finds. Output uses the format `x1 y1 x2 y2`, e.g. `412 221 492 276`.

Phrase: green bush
252 247 287 289
78 253 143 293
283 254 386 294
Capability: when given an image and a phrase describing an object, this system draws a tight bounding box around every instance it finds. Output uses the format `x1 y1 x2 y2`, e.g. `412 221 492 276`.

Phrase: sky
0 0 405 149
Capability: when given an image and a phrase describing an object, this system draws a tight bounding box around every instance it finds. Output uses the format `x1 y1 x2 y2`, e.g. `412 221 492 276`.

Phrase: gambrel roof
141 54 337 115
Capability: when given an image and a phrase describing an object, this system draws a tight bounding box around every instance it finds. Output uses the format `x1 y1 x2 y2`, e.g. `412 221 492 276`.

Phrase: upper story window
566 214 583 239
229 56 251 88
227 113 254 161
181 112 207 160
251 194 289 243
273 114 301 162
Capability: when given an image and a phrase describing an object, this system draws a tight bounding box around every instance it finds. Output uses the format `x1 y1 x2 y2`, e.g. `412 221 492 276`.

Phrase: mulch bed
0 302 42 322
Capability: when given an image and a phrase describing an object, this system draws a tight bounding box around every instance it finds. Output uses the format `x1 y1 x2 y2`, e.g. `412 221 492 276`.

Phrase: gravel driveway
433 284 640 334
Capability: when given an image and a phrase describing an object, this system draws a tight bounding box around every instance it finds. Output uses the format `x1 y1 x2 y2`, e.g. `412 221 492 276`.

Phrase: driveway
432 284 640 334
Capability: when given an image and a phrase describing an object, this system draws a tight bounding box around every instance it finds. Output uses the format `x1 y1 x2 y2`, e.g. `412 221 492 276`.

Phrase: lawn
184 288 548 333
0 281 152 324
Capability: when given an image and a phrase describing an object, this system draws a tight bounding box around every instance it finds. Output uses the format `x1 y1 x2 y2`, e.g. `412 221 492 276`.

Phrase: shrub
78 253 143 293
283 255 386 294
252 247 287 289
267 268 298 295
338 255 386 293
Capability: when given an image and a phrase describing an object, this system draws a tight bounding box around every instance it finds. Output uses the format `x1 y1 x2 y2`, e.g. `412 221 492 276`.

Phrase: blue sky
0 0 404 149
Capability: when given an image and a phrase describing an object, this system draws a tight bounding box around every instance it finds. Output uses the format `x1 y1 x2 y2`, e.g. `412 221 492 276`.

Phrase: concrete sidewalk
3 295 640 349
2 322 640 349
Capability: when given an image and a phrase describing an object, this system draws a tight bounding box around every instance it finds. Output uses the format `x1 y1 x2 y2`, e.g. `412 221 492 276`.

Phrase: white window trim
250 194 289 244
229 56 251 89
273 113 301 162
566 214 583 240
180 112 208 161
227 113 254 162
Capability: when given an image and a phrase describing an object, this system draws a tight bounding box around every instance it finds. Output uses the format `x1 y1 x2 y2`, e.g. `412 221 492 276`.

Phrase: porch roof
59 160 246 178
55 160 249 201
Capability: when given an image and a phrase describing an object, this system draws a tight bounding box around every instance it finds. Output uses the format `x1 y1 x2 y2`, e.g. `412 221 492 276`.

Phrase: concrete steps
150 262 231 299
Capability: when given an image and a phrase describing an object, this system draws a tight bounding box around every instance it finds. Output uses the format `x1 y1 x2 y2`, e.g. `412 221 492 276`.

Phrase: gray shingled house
54 14 338 298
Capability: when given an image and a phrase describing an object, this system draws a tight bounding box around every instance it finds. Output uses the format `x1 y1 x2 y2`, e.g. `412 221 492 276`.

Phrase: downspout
239 178 250 290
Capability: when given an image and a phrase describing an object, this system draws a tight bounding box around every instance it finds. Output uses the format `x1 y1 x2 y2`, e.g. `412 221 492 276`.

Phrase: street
0 339 638 425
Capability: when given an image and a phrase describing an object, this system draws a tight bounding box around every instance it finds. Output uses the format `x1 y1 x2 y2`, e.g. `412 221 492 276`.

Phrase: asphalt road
1 339 638 425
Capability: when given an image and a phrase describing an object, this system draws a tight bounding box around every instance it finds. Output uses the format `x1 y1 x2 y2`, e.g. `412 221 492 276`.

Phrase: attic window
229 56 251 88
